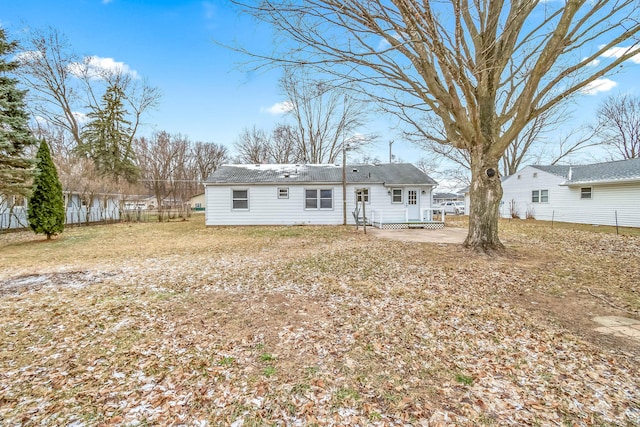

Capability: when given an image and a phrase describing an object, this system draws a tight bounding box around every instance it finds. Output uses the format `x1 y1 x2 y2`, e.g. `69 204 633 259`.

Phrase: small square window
532 189 548 203
278 187 289 199
581 187 592 199
232 190 249 210
533 172 538 178
392 188 402 203
540 189 548 203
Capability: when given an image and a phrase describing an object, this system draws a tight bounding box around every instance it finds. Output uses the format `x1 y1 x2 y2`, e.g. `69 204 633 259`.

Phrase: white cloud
585 58 600 67
582 78 617 95
14 50 44 64
72 111 89 124
68 56 139 80
202 2 216 20
377 32 401 51
599 45 640 64
261 101 294 114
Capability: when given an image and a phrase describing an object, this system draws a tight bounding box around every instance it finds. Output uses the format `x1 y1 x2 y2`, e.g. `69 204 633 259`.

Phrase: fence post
615 210 619 235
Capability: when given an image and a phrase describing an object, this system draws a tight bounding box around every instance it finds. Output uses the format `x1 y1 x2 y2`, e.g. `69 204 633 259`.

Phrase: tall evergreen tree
28 139 65 239
0 28 37 197
77 84 139 183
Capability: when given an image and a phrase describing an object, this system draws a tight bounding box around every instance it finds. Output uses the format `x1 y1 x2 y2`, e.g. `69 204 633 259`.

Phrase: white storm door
406 189 420 220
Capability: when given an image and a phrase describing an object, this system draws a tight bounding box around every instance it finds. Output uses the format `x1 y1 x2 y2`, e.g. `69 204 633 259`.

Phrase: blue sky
2 0 639 177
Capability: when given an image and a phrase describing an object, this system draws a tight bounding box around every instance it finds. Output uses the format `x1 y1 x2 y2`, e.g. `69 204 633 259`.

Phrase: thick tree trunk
464 148 504 253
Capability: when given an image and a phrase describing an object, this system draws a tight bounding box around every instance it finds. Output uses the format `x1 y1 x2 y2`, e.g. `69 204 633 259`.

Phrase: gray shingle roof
205 163 437 186
532 158 640 185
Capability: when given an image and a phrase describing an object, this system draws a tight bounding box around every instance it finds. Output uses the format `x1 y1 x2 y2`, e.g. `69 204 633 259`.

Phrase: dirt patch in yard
367 226 468 244
513 289 640 355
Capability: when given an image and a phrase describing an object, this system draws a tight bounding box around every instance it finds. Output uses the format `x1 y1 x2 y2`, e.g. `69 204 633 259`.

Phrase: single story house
500 158 640 227
204 163 439 228
189 192 205 211
433 192 464 205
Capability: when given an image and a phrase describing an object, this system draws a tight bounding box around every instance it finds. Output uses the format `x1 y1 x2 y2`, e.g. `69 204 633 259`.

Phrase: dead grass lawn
1 216 638 426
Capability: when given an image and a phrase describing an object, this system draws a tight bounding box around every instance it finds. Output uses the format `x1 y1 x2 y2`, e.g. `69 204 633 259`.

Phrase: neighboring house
1 191 121 231
433 192 464 205
189 193 205 211
204 163 439 228
500 158 640 227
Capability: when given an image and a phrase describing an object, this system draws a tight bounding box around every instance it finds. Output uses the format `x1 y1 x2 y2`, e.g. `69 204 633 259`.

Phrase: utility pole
389 140 394 163
342 142 347 225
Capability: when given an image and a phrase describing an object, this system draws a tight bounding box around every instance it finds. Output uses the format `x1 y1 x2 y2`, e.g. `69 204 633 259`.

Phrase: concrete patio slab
593 316 640 342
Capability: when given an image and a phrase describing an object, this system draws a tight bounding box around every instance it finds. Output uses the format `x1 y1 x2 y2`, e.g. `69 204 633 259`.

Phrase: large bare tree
594 94 640 159
16 27 160 149
232 0 640 252
280 67 369 163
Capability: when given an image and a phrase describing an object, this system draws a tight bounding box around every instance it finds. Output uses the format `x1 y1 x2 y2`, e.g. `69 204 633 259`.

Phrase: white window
278 187 289 199
532 189 549 203
355 188 369 203
305 189 333 209
581 187 592 200
232 190 249 210
391 188 402 203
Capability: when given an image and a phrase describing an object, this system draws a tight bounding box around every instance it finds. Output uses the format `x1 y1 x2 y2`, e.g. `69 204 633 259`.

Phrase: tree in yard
28 139 65 239
78 84 139 183
15 26 160 152
279 67 369 163
0 28 38 198
232 0 640 252
594 94 640 159
234 126 271 164
189 141 229 190
135 131 189 221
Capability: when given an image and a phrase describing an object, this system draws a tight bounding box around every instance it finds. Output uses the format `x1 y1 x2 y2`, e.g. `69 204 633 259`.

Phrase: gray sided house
204 163 438 227
501 158 640 227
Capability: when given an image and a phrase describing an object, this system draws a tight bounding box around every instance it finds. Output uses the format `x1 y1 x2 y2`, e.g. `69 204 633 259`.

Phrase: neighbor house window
355 188 369 203
278 187 289 199
305 188 333 209
232 190 249 210
392 188 402 203
581 187 592 199
532 189 549 203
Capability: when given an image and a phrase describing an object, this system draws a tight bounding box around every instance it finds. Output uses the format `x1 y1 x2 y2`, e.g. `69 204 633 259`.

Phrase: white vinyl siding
205 184 435 226
500 165 640 227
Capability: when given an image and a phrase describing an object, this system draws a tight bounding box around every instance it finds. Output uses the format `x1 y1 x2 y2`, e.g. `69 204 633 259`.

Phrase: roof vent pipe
568 166 573 181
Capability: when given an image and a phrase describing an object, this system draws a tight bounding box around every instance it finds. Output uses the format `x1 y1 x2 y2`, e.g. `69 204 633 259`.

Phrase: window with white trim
232 189 249 210
278 187 289 199
580 187 592 199
305 188 333 209
355 188 369 203
531 189 549 203
391 188 402 203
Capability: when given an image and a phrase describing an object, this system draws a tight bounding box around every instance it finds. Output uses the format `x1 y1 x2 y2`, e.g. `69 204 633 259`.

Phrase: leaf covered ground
0 217 639 426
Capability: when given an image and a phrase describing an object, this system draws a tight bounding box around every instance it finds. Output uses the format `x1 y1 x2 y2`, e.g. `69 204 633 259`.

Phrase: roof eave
560 177 640 186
